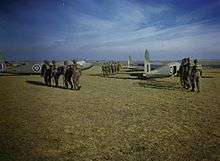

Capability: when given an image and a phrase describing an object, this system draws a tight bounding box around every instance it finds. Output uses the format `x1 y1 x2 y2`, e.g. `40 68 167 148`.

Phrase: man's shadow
26 80 66 89
138 80 181 90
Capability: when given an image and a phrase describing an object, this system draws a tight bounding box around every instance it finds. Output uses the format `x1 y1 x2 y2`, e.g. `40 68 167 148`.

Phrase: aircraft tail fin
0 52 6 72
144 49 151 73
128 55 133 68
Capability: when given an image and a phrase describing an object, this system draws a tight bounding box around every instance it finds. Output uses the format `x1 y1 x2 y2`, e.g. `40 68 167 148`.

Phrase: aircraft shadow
138 80 181 90
26 80 67 90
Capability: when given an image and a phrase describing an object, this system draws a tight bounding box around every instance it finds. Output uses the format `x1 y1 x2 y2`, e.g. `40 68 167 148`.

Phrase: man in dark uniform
41 60 52 86
64 60 73 90
72 60 82 90
183 58 191 89
179 59 185 87
41 60 47 78
51 60 57 86
47 62 53 86
191 59 202 92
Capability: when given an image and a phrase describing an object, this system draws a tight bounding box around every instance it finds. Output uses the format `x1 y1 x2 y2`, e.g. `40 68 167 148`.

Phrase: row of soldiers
41 60 81 90
101 61 122 77
179 58 202 92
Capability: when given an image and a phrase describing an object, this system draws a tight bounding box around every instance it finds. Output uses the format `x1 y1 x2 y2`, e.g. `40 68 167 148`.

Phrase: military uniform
52 60 58 75
106 63 110 76
179 59 184 87
116 62 120 73
51 60 58 86
101 64 106 77
41 61 52 86
191 59 202 92
111 63 114 75
183 58 191 89
64 60 73 89
72 63 81 90
113 62 117 74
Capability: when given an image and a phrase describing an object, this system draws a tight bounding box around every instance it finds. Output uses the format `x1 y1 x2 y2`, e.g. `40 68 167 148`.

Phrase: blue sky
0 0 220 60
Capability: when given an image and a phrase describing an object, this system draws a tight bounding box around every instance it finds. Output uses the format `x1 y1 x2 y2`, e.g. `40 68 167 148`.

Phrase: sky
0 0 220 60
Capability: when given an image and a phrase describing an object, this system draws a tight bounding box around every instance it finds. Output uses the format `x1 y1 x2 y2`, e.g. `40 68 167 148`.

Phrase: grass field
0 66 219 161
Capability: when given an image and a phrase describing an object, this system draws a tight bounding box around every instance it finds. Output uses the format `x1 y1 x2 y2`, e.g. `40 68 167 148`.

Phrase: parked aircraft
0 54 93 74
127 49 180 79
127 56 165 71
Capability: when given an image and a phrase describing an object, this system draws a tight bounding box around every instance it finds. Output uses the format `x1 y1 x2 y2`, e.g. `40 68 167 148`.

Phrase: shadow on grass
138 80 181 90
89 73 103 77
26 80 67 90
201 76 214 78
0 74 31 77
89 73 140 80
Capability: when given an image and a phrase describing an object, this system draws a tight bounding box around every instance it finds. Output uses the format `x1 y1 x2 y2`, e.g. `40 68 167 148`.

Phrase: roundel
32 64 41 72
169 66 173 74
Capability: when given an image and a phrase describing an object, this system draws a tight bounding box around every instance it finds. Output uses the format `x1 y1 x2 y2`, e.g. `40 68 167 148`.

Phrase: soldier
53 66 64 88
52 60 57 74
64 60 73 90
72 60 82 90
179 59 185 87
191 59 202 92
106 62 110 76
113 62 117 74
116 61 120 73
104 63 108 76
41 60 48 78
183 58 191 89
109 62 114 75
51 60 58 86
47 62 53 86
101 63 106 77
118 61 122 72
41 60 52 86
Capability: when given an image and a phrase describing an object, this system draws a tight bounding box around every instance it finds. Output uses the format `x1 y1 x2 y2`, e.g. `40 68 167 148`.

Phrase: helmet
72 59 77 64
187 57 190 62
64 60 73 66
44 60 49 64
194 59 198 64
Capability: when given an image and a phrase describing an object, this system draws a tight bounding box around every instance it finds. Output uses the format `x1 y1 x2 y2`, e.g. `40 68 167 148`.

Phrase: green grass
0 66 219 161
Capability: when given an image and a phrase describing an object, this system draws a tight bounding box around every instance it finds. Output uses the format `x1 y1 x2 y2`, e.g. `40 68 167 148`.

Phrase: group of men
41 60 81 90
179 58 202 92
101 61 122 77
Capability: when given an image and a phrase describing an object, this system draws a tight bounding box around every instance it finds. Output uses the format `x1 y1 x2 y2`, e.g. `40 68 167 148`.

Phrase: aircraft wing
2 60 93 75
4 61 43 74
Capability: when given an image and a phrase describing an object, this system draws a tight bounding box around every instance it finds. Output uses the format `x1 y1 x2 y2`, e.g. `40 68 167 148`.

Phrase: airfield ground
0 66 219 161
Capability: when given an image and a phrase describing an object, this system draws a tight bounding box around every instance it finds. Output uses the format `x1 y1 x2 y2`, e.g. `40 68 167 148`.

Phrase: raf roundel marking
32 64 41 72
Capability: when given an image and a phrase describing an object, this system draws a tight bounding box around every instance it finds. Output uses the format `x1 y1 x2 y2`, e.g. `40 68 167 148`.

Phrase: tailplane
128 55 133 68
0 52 6 72
144 49 151 74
